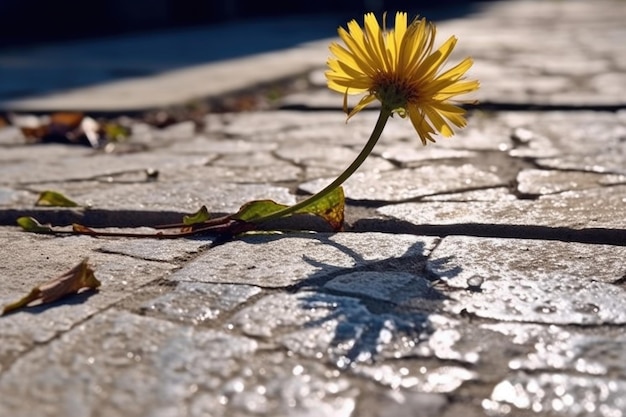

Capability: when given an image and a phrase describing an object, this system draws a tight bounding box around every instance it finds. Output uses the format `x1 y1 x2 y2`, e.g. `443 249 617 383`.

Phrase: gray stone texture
1 1 626 416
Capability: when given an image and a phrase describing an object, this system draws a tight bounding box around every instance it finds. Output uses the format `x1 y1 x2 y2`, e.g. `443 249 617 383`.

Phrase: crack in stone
350 219 626 247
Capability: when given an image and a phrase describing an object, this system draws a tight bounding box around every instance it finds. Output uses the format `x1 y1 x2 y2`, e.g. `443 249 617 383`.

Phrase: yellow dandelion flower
326 12 479 145
248 12 480 225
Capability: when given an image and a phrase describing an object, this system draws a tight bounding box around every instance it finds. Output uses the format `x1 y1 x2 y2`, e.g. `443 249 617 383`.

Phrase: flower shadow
259 232 463 369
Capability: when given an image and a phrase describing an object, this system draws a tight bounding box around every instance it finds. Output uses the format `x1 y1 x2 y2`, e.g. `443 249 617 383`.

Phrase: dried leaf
15 112 84 143
9 112 101 146
72 224 96 234
16 216 53 233
2 259 100 315
183 205 211 225
36 190 79 207
50 112 84 128
10 113 50 143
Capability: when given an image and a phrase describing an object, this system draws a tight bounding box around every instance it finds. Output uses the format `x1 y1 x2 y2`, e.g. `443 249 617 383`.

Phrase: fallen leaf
2 259 100 315
36 190 80 207
16 216 53 233
102 122 131 142
50 112 84 128
9 112 102 146
72 224 96 234
9 113 50 143
183 205 211 225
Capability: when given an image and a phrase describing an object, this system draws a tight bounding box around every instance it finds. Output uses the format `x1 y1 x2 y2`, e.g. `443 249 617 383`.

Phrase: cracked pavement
1 1 625 416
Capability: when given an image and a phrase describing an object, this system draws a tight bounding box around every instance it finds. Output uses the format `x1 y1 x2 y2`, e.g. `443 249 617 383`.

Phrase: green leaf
103 122 131 142
183 205 211 225
232 187 345 232
295 186 345 231
17 217 53 233
36 190 79 207
232 200 290 222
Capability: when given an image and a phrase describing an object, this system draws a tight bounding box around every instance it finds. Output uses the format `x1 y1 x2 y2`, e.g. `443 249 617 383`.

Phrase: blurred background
0 0 499 109
0 0 490 48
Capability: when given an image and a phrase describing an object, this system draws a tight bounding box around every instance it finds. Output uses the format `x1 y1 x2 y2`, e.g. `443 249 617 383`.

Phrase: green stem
252 109 391 223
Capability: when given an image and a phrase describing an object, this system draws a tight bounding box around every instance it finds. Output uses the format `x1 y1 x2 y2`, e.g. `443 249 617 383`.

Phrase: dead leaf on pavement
35 190 80 207
183 205 211 226
1 259 101 315
9 112 105 147
16 216 54 233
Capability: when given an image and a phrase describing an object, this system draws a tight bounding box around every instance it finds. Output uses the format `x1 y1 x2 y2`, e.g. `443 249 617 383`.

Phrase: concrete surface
1 1 626 416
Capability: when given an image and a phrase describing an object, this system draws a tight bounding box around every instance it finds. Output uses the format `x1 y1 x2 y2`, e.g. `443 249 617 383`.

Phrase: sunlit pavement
1 1 626 416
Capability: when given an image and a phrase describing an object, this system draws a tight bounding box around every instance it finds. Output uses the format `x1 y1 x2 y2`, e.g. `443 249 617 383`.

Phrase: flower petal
364 13 391 72
432 102 468 128
435 57 474 82
408 105 436 145
423 106 455 137
347 94 377 120
339 25 377 74
415 36 457 83
325 11 479 146
434 80 481 98
402 19 436 75
329 43 360 70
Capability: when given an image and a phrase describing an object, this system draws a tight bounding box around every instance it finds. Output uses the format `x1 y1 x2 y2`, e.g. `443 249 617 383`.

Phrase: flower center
372 73 418 113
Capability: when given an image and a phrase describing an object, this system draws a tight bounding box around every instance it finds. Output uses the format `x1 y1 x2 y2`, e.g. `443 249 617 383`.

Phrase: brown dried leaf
10 113 49 142
9 112 99 146
2 259 100 315
72 224 97 234
50 112 84 129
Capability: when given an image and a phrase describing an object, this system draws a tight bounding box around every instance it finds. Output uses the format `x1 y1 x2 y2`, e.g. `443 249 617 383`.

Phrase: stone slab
230 290 479 376
378 185 626 231
139 282 262 325
300 164 505 202
422 236 626 325
516 169 618 196
426 236 626 286
0 229 176 373
170 232 438 288
0 309 357 417
484 373 626 416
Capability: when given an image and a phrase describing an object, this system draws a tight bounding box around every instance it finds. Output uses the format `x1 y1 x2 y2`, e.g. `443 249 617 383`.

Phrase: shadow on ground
244 233 453 368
